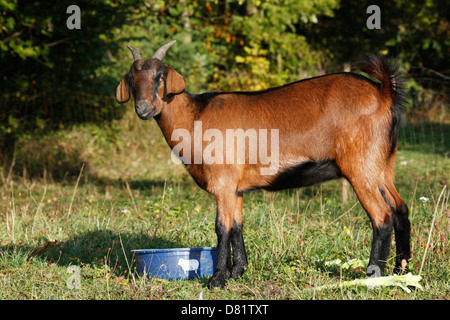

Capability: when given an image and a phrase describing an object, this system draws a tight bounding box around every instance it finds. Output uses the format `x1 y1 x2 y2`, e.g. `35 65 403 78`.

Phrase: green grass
1 109 449 300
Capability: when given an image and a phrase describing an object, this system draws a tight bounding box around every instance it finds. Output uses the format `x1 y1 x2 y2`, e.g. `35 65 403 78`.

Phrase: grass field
1 108 448 300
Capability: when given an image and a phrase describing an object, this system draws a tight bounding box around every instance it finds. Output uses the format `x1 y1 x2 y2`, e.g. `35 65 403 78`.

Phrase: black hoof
207 270 229 289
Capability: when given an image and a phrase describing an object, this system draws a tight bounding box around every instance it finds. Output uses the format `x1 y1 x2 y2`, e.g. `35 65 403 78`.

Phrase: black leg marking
365 187 396 276
367 222 393 276
208 217 231 289
393 202 411 273
230 220 248 279
378 186 411 274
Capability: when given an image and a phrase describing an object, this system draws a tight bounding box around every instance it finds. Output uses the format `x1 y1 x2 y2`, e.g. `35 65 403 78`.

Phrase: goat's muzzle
135 101 157 120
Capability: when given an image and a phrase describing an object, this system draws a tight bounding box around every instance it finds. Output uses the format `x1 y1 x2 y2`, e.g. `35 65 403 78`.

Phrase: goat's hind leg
380 183 411 273
349 179 395 276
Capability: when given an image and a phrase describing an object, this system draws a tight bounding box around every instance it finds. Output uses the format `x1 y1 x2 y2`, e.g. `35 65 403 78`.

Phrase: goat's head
116 40 185 120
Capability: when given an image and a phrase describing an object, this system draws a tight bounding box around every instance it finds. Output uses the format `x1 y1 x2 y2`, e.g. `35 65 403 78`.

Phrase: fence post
341 179 349 205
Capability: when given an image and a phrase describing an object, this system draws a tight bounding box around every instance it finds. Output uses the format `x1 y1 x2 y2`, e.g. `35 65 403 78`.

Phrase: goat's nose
135 101 148 110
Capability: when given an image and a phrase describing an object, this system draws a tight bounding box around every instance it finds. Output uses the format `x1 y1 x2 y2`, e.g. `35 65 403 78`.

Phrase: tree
0 0 147 161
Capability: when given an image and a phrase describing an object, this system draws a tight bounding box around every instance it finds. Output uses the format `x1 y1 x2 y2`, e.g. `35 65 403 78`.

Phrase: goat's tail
358 54 406 108
358 54 407 155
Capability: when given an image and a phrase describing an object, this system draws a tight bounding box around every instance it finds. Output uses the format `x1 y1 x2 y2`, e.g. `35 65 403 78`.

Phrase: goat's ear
164 66 185 96
116 76 130 103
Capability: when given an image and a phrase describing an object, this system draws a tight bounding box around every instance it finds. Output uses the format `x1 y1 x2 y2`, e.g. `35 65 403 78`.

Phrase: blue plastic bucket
132 247 217 280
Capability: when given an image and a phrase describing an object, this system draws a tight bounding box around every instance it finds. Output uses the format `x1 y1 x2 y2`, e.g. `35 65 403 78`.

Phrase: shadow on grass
41 229 214 287
55 230 185 272
89 176 174 195
4 230 188 278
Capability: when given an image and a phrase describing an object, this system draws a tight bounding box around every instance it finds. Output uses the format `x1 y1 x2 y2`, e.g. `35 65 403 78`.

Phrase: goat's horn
152 40 176 61
127 45 142 61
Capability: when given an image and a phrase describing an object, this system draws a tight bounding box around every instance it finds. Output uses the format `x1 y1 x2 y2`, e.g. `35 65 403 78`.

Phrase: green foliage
310 0 449 71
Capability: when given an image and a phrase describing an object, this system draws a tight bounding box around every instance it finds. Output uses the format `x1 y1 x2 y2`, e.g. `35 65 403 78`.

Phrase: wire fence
408 66 449 122
396 66 448 197
0 91 121 130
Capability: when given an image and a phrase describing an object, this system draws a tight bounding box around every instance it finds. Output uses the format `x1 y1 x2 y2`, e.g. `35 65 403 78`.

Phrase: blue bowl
132 247 217 280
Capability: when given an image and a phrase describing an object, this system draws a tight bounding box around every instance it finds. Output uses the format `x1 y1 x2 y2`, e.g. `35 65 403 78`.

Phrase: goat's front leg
208 191 235 289
230 193 248 279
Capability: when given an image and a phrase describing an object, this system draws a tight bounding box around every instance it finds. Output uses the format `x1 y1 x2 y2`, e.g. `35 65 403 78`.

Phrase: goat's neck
155 93 197 150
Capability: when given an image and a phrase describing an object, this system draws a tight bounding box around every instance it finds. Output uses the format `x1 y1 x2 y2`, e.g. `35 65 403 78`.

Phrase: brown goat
117 41 411 289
